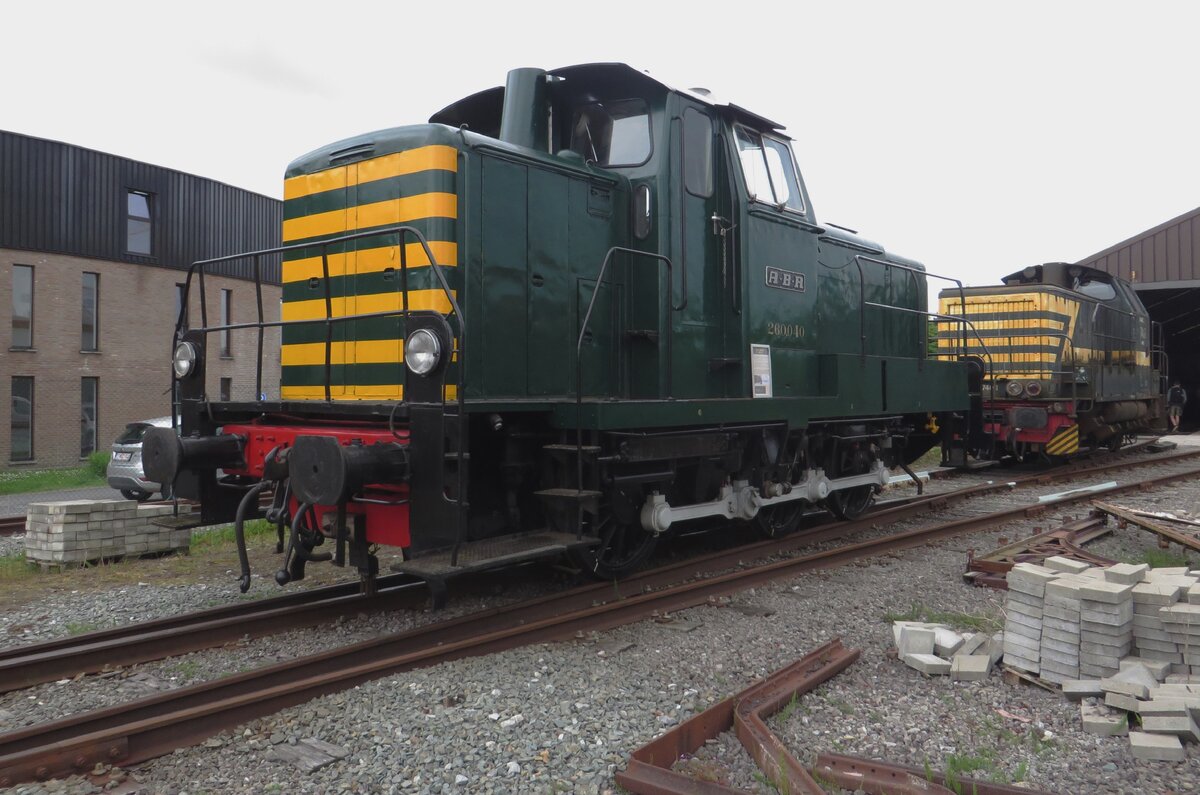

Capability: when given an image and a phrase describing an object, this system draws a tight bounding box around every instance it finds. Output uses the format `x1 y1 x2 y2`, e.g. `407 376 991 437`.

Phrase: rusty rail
1094 501 1200 554
812 752 1053 795
963 513 1116 589
617 639 859 795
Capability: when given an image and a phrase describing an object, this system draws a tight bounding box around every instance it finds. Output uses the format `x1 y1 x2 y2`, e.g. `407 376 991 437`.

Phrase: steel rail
4 461 1200 785
0 574 422 693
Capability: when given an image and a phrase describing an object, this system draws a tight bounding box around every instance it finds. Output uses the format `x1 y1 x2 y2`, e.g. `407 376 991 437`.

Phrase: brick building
1 130 282 470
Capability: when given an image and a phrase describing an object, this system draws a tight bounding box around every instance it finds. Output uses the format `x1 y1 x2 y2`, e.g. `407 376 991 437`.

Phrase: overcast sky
3 1 1197 289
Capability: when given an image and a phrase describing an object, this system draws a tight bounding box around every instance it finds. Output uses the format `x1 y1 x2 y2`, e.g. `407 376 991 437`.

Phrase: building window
127 190 153 255
81 272 100 351
11 377 33 462
219 377 232 402
11 265 33 349
220 289 232 357
81 377 98 458
174 283 187 328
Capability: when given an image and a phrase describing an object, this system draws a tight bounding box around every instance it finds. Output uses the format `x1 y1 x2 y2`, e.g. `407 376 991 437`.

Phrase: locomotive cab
146 63 972 601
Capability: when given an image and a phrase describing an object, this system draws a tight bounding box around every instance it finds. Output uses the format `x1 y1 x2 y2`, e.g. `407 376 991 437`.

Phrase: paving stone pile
892 620 1000 681
23 499 192 566
1005 558 1200 762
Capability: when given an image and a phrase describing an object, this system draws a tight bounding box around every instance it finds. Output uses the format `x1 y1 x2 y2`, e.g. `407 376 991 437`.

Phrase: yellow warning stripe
279 384 459 401
281 340 402 367
1045 425 1080 455
282 242 458 283
282 192 457 242
281 289 454 323
283 145 458 200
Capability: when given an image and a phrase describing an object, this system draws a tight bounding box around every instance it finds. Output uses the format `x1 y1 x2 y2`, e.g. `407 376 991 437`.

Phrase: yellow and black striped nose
1045 424 1080 456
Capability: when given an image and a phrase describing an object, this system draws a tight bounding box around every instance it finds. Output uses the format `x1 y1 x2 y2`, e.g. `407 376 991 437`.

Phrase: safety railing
171 225 463 418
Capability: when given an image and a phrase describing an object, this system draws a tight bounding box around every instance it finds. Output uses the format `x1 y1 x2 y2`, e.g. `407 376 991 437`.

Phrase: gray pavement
0 486 124 519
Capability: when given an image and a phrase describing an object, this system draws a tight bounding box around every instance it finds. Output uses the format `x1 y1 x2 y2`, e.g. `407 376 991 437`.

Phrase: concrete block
1043 604 1081 622
1081 640 1133 659
904 653 952 675
1004 590 1044 611
1006 611 1043 633
1002 632 1040 653
986 633 1005 669
1189 585 1200 606
1043 615 1081 634
1134 583 1185 606
1040 636 1080 657
1105 563 1150 585
1142 714 1200 742
1080 580 1135 604
1080 703 1128 736
950 654 990 681
1139 700 1193 718
1122 657 1172 681
1130 732 1185 761
1005 656 1038 673
1008 563 1058 596
1081 602 1135 623
1062 679 1104 700
1161 603 1200 622
933 628 964 657
955 633 987 657
1045 556 1091 575
1105 691 1144 713
1103 664 1160 699
1042 629 1081 648
1081 619 1133 639
1148 567 1191 577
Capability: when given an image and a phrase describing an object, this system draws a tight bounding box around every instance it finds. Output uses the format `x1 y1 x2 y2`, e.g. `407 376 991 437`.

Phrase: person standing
1167 379 1188 432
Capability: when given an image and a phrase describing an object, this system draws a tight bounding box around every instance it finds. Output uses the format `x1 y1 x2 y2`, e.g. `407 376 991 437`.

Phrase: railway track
3 448 1200 784
2 444 1194 696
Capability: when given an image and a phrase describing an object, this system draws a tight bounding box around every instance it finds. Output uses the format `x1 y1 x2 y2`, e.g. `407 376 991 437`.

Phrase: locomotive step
149 515 206 531
541 444 602 454
533 488 603 500
388 531 598 578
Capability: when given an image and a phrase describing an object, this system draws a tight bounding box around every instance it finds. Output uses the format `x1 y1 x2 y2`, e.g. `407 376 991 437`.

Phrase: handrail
175 225 463 411
575 246 678 503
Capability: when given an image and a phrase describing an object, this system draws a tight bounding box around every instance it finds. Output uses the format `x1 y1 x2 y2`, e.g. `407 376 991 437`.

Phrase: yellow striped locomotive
937 263 1166 461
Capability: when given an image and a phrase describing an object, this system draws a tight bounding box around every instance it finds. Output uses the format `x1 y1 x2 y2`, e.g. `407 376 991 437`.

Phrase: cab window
1073 275 1117 301
734 125 805 213
568 99 652 167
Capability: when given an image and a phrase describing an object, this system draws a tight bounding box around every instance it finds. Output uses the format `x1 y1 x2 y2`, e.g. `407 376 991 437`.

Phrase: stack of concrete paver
1002 562 1057 675
24 500 192 567
1078 563 1140 679
1039 559 1087 684
892 621 1000 681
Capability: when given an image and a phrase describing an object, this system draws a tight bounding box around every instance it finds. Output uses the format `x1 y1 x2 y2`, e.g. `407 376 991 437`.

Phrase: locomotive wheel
569 487 658 579
753 503 805 538
825 486 874 521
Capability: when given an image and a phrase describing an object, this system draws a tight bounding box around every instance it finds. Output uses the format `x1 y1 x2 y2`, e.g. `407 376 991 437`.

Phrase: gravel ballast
2 457 1200 794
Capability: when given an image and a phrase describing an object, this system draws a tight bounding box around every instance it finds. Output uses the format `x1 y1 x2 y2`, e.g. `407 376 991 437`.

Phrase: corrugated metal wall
1077 206 1200 286
0 130 281 283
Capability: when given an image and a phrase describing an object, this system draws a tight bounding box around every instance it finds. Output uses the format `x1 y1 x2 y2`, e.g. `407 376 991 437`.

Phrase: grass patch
884 603 1002 633
0 466 107 496
0 552 37 581
65 620 101 636
1135 549 1192 569
190 519 278 552
944 750 1004 791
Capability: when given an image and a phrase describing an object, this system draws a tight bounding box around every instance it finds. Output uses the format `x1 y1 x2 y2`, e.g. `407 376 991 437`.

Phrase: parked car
106 416 177 501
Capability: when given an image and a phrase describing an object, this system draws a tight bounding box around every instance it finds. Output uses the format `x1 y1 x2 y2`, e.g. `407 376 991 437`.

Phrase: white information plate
751 344 772 398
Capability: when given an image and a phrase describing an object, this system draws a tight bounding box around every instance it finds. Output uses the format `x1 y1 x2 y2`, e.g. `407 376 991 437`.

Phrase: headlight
173 341 198 379
1025 381 1042 397
405 329 442 375
1052 402 1065 413
1005 381 1024 397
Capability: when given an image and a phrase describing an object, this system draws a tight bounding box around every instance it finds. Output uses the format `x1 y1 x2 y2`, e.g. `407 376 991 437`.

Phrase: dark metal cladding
0 130 281 283
1078 205 1200 287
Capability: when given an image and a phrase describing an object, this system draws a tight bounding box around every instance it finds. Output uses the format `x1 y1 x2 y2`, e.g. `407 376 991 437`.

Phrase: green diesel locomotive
146 63 972 599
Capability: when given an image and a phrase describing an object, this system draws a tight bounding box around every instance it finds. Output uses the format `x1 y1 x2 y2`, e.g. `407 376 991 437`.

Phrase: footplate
389 531 598 608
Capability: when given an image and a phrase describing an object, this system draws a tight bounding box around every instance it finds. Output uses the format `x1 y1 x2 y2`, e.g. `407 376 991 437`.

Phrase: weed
0 465 106 496
828 697 854 716
1137 549 1192 569
171 660 202 680
1013 760 1028 782
191 519 276 551
65 621 100 636
883 603 1002 633
87 451 110 478
777 692 801 724
0 552 36 581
